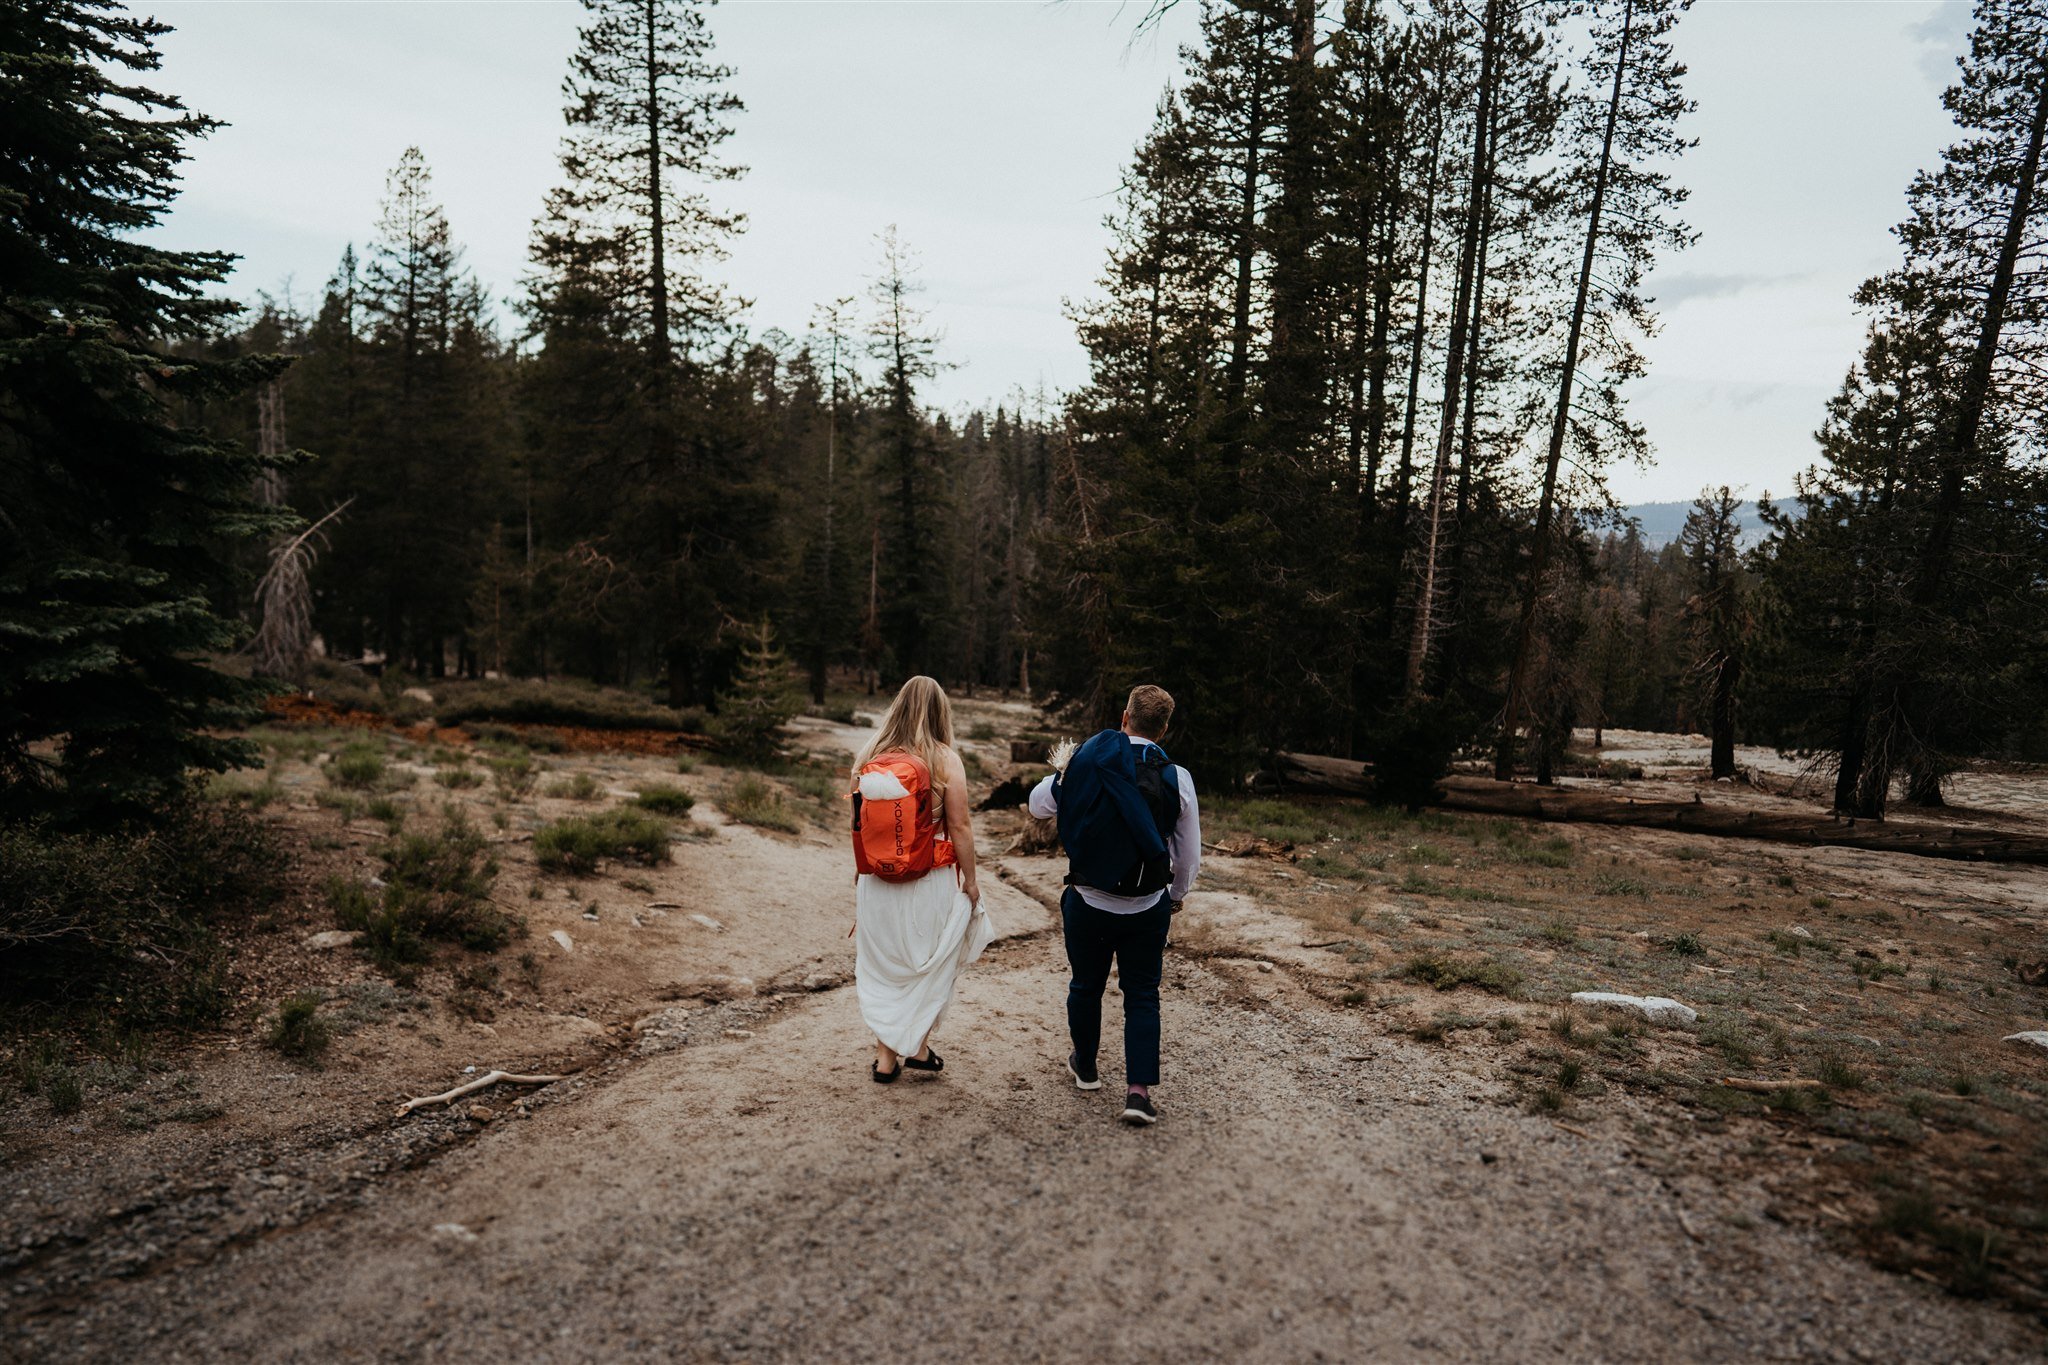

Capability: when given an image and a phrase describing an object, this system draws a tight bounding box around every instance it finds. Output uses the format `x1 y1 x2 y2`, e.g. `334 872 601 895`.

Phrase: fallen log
1267 750 1376 797
1265 751 2048 866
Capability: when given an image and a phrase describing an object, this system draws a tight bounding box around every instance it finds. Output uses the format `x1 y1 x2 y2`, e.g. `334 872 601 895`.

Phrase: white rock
688 914 724 931
550 929 574 953
302 930 361 950
431 1222 478 1243
2003 1031 2048 1052
1787 925 1813 939
403 687 435 705
1569 991 1698 1027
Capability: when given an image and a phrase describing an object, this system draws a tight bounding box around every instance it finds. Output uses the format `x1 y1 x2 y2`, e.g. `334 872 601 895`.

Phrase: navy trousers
1061 888 1172 1087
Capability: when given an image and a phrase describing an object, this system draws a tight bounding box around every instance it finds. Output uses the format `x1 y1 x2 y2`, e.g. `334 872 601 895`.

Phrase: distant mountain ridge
1618 498 1785 549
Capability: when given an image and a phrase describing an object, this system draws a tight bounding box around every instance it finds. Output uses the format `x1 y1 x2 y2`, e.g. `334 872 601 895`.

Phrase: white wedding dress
854 856 994 1058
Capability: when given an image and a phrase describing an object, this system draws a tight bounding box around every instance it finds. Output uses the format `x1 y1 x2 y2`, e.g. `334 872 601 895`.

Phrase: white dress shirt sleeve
1169 768 1200 903
1027 774 1060 820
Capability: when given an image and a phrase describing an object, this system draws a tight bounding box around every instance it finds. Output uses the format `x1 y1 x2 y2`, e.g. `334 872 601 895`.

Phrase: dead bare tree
250 499 353 681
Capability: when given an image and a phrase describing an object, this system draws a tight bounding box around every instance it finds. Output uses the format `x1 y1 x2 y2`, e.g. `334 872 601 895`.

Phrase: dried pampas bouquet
1048 738 1078 774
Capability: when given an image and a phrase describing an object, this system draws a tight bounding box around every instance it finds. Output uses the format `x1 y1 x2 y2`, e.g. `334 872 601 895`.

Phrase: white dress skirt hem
854 866 994 1057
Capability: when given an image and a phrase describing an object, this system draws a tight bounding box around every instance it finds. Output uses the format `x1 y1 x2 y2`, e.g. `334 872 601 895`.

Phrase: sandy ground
1586 728 2048 824
3 707 2045 1362
11 872 2040 1363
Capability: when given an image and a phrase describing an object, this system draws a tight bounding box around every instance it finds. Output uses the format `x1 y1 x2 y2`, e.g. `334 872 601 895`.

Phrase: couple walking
848 677 1201 1125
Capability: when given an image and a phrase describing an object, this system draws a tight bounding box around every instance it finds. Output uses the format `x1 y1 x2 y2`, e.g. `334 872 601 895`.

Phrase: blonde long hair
854 675 956 796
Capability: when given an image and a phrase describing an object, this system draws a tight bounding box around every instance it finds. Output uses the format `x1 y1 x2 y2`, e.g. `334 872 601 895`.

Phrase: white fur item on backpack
858 768 913 802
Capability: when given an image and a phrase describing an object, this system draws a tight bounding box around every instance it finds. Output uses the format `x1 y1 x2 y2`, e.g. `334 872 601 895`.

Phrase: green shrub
435 765 484 790
381 812 515 949
330 876 428 975
207 771 282 809
534 808 673 875
367 795 406 831
1401 953 1524 996
631 784 696 816
329 812 516 972
543 772 601 801
329 740 388 790
1501 833 1573 868
43 1064 83 1115
719 774 801 833
431 678 691 732
0 801 284 1029
266 992 330 1063
784 769 843 809
487 750 538 798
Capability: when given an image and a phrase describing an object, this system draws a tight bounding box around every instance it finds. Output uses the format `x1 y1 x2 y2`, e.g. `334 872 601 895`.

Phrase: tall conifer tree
0 1 292 824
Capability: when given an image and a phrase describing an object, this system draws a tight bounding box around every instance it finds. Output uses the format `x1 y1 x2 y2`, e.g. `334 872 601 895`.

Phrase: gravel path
11 872 2037 1364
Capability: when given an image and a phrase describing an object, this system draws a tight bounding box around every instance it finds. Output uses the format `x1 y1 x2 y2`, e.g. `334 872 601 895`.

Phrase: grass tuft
1402 952 1524 996
719 774 802 833
266 992 331 1063
534 808 673 875
328 740 388 790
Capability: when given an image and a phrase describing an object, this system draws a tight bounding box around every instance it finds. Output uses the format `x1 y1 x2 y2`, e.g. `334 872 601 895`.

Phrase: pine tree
526 0 747 704
867 228 948 680
712 618 802 758
294 149 508 676
795 299 861 702
1754 0 2047 814
533 0 743 383
1497 0 1693 776
1678 487 1749 779
0 1 293 825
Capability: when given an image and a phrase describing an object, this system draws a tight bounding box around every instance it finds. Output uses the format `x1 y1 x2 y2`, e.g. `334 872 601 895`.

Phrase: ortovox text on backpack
850 751 958 882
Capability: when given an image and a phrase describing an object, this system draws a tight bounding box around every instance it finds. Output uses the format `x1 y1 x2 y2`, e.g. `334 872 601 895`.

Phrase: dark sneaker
1120 1091 1158 1126
1067 1052 1101 1090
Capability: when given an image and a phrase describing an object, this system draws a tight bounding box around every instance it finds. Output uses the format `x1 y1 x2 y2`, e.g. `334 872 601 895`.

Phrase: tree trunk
643 0 671 389
1224 9 1273 432
1915 65 2047 605
1496 0 1636 778
1263 0 1323 463
1404 0 1501 699
1710 654 1738 779
1263 753 2048 865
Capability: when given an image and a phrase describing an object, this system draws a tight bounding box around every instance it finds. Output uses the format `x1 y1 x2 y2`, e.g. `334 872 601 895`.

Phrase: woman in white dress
850 676 992 1082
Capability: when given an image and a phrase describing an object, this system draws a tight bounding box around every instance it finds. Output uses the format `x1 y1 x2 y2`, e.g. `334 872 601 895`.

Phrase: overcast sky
144 0 1977 503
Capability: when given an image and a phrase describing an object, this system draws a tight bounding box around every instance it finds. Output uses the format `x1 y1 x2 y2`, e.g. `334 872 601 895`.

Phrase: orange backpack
850 751 957 882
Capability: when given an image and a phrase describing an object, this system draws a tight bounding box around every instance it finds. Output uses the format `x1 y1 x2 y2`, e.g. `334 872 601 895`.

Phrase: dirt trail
13 836 2039 1362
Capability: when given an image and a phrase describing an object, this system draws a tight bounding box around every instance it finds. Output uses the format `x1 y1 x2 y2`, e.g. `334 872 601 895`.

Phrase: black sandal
871 1060 901 1084
902 1049 943 1073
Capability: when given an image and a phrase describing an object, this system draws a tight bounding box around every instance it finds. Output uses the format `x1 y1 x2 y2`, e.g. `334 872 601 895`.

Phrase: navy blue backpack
1054 730 1182 897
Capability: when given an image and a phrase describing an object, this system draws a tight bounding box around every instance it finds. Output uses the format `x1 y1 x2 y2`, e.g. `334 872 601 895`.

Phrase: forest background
5 0 2046 830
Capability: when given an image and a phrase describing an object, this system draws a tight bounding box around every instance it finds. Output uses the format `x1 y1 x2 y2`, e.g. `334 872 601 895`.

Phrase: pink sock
1129 1084 1150 1098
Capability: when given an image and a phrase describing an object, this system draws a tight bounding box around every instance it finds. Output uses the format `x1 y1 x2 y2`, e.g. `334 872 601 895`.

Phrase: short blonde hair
1125 684 1174 739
